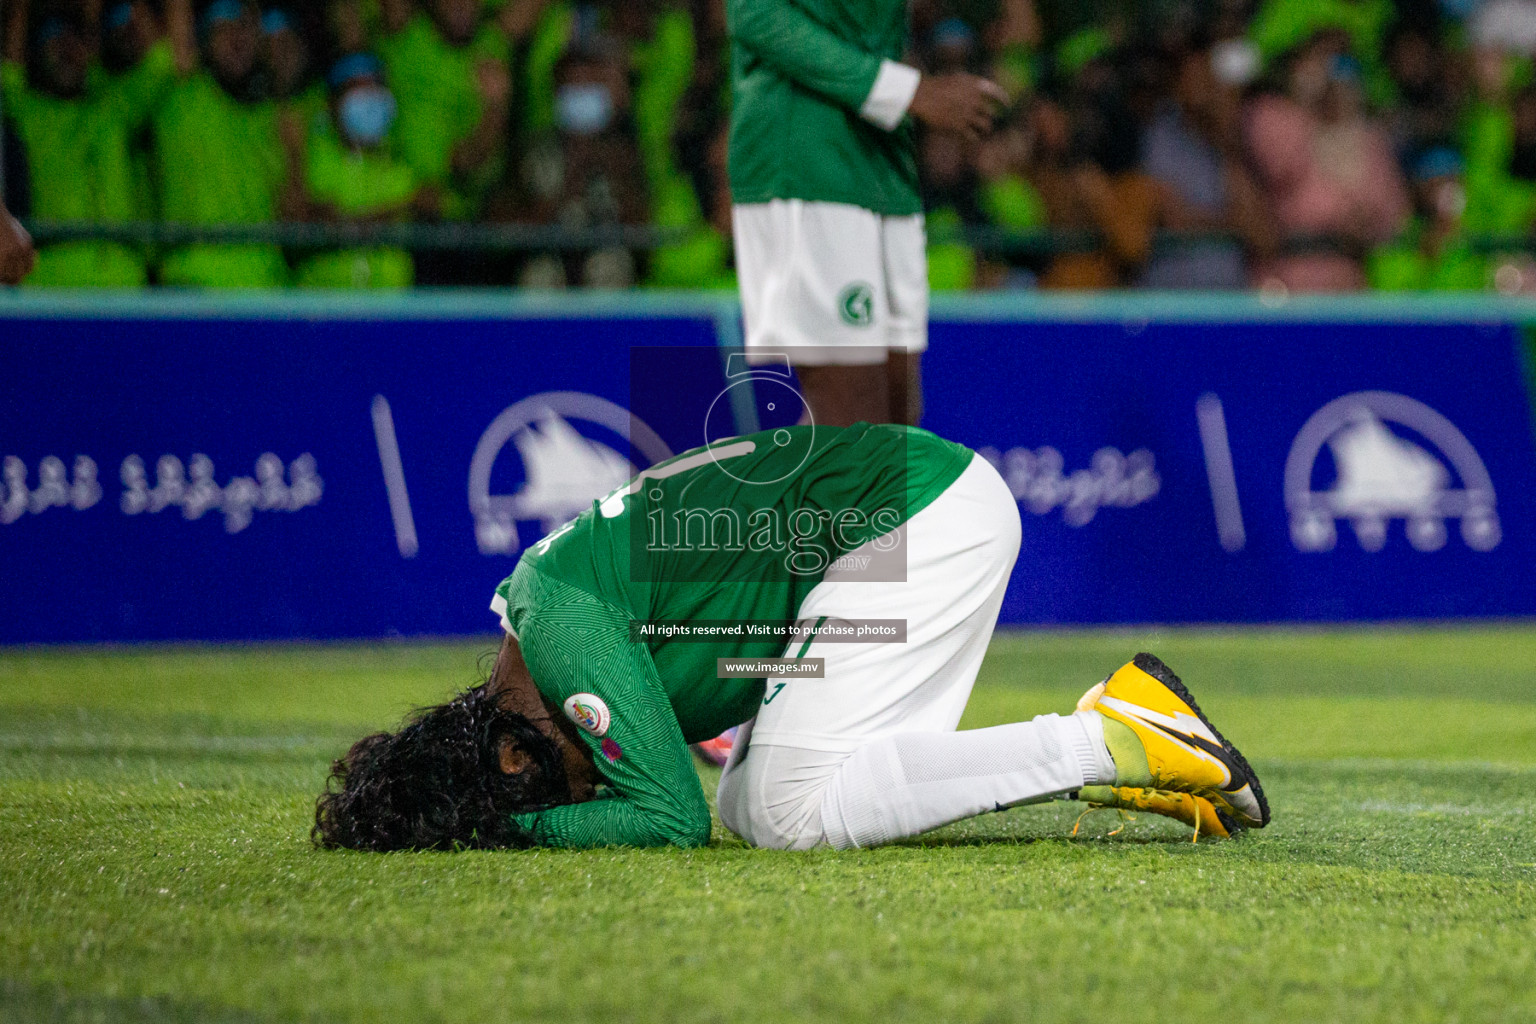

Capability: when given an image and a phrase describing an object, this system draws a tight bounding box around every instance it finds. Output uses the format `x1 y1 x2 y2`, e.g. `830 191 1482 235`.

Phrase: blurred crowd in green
2 0 1535 291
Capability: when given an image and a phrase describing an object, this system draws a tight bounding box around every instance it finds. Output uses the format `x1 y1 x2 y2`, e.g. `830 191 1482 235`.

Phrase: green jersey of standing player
724 0 1007 431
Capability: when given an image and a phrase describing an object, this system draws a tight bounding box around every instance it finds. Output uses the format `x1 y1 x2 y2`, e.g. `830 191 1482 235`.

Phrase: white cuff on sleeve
490 591 518 637
859 60 921 131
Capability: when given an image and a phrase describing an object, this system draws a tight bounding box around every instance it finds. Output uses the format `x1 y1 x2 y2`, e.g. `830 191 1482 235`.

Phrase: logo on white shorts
838 282 874 327
562 693 612 737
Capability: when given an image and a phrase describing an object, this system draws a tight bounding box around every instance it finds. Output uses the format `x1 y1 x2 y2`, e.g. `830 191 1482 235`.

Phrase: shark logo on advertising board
1285 391 1500 553
468 391 673 555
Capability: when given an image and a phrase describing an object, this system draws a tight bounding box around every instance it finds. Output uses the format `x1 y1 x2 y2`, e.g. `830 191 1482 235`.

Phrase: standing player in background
727 0 1007 427
0 201 34 282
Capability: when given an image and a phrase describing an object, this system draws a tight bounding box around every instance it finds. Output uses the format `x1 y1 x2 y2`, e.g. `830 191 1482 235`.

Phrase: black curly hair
312 683 570 851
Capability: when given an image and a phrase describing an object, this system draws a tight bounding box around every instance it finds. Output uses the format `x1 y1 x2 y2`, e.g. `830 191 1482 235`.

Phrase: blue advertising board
922 312 1536 624
0 294 723 642
2 292 1535 642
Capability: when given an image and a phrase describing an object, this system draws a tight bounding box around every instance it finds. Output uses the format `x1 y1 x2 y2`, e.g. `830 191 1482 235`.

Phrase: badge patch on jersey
563 693 611 737
838 282 874 327
600 738 623 762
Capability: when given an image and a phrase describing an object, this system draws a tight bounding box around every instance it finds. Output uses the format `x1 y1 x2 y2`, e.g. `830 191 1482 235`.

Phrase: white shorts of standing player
732 199 928 365
717 453 1118 849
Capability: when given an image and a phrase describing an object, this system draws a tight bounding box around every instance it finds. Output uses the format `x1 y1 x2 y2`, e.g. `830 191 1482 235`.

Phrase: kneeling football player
314 424 1269 851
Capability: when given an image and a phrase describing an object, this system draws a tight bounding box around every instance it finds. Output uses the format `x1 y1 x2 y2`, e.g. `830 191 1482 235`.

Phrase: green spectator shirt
378 15 509 219
1248 0 1395 106
727 0 922 215
1463 102 1536 237
154 72 287 287
645 177 734 290
1368 226 1487 292
924 208 977 291
294 126 417 289
493 424 973 848
630 7 695 198
1 40 175 286
1249 0 1393 62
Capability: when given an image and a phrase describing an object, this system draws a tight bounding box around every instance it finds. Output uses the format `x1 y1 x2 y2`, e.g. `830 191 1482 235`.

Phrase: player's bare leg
887 351 923 427
794 363 891 427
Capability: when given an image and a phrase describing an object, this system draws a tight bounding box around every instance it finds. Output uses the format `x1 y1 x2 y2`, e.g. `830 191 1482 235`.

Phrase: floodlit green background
2 628 1534 1023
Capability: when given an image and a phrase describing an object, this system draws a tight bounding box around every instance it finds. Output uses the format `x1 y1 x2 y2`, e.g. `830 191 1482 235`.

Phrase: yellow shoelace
1070 803 1132 838
1071 793 1204 843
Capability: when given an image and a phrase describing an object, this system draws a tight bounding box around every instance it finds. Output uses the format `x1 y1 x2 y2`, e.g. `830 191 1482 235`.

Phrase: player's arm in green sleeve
509 588 712 849
725 0 919 131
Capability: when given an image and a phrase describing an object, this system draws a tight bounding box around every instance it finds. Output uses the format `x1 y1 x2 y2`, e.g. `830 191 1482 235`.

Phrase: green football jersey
726 0 921 215
493 423 972 848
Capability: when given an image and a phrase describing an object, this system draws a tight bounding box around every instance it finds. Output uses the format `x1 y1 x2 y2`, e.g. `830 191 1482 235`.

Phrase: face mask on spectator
1411 149 1468 221
1211 39 1259 87
1434 181 1467 219
556 83 614 137
340 87 398 148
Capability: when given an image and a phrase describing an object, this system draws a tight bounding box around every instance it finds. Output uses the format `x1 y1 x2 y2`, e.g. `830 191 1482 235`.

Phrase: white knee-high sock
819 712 1115 849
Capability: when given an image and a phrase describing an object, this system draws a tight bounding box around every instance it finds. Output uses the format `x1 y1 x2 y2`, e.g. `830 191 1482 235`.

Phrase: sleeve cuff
508 811 542 845
490 591 518 637
859 60 921 131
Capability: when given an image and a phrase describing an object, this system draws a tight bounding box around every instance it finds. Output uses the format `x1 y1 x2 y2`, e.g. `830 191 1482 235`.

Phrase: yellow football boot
1077 653 1270 829
1075 785 1236 840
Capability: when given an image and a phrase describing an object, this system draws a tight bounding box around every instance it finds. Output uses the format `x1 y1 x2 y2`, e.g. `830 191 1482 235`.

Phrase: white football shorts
743 451 1021 753
732 199 928 366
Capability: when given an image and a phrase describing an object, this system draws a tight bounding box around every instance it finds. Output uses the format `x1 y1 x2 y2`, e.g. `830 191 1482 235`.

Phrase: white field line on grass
1357 800 1529 816
0 733 341 754
2 741 1533 766
1264 756 1536 775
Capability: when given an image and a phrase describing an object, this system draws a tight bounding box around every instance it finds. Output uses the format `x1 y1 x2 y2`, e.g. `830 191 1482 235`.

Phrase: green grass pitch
2 627 1534 1023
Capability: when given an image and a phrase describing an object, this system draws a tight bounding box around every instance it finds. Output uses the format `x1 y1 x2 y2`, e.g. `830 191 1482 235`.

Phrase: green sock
1100 716 1152 788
